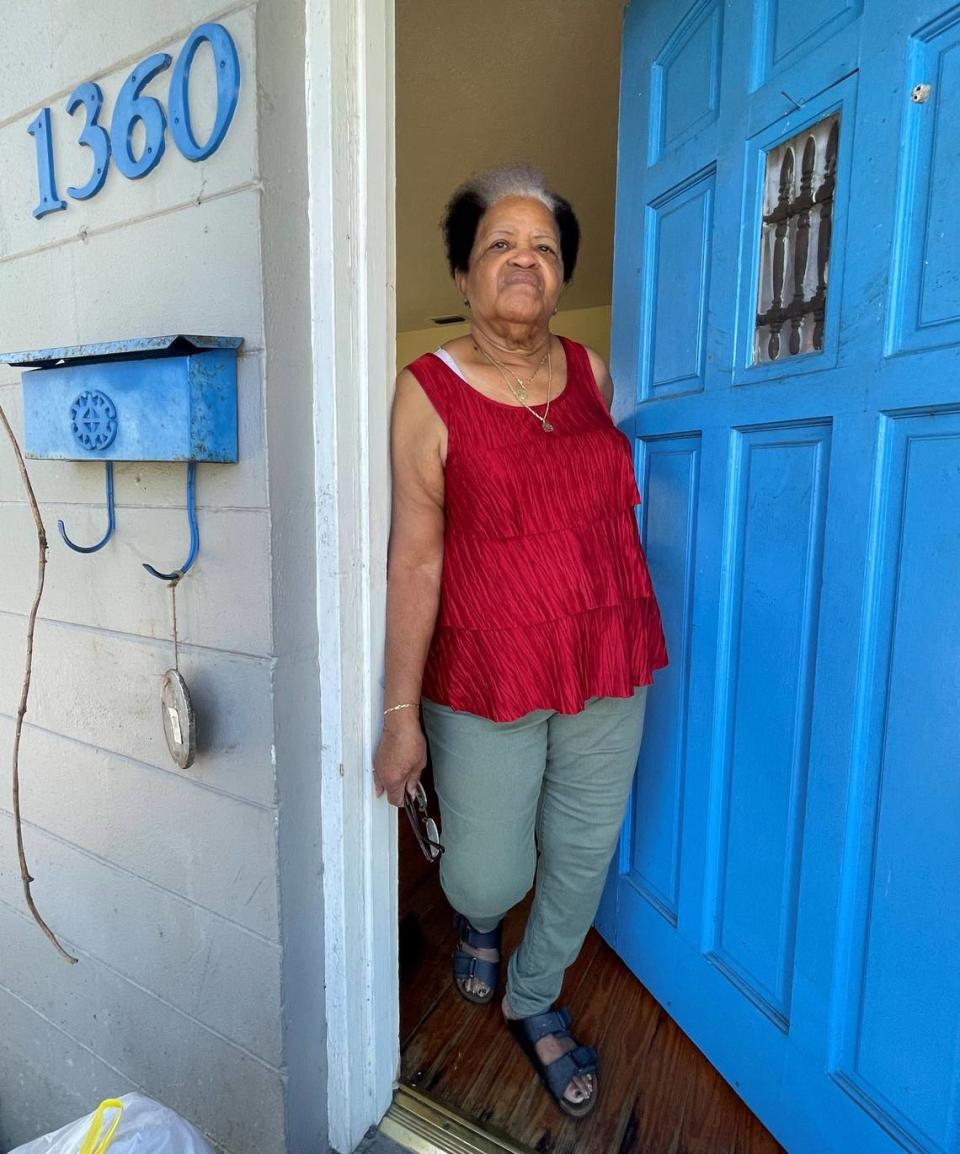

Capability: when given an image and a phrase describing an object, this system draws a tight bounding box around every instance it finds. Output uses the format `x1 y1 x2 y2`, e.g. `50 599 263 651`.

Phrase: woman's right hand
373 715 428 807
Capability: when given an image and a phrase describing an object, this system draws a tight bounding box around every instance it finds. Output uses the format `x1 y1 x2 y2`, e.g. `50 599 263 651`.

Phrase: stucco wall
0 3 323 1152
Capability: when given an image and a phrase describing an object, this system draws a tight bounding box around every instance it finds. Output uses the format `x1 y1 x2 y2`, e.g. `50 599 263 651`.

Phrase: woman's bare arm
373 369 446 806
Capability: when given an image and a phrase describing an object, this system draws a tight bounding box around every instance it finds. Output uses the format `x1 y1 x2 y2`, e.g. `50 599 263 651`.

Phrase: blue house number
27 23 240 220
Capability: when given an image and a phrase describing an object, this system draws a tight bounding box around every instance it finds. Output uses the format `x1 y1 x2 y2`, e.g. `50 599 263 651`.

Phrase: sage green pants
421 688 648 1019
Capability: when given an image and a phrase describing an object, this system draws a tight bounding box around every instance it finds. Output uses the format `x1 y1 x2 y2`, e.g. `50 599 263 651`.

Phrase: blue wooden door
597 3 960 1151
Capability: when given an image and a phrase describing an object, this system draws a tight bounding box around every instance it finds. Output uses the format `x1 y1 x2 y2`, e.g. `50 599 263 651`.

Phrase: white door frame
305 2 397 1151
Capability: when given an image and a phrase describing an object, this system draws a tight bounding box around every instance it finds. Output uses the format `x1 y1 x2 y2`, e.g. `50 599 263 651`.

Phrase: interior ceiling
396 0 625 332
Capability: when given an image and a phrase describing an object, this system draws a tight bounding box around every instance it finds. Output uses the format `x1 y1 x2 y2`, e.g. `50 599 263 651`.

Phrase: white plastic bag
8 1093 216 1154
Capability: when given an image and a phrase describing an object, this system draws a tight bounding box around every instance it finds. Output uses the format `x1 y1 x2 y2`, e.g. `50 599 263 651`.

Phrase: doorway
387 3 784 1150
395 783 785 1153
315 3 960 1152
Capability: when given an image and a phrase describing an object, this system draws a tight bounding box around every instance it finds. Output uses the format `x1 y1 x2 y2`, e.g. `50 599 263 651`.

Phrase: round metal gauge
160 668 197 768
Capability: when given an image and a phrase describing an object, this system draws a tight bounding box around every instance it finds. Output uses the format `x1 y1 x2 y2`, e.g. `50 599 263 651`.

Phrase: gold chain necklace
476 339 554 433
475 342 548 402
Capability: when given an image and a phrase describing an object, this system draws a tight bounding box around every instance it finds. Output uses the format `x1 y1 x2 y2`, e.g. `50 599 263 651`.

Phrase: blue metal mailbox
0 335 242 577
1 335 240 462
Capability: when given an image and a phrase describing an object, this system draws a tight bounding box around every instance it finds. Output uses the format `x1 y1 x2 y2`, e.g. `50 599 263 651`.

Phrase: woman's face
457 196 564 330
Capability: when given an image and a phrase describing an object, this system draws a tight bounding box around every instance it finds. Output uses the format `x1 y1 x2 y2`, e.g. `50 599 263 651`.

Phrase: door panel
599 2 960 1151
831 409 960 1152
643 172 715 398
624 435 701 923
887 14 960 354
753 0 862 88
651 0 723 162
705 422 830 1028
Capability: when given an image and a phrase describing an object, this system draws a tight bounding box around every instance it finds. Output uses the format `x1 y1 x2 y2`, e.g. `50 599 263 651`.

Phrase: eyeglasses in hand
403 781 445 863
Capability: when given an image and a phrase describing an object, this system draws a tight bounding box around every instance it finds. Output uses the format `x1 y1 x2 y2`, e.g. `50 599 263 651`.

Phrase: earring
463 299 470 308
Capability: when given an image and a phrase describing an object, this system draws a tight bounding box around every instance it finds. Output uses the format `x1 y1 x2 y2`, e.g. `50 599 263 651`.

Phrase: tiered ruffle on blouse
407 337 667 722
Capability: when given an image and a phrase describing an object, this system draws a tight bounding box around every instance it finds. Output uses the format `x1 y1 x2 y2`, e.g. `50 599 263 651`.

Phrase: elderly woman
373 166 667 1116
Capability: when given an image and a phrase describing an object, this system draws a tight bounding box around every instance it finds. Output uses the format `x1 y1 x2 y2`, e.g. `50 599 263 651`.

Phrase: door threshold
380 1085 534 1154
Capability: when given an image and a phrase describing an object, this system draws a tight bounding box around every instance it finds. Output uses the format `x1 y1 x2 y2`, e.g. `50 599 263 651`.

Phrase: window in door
755 112 839 364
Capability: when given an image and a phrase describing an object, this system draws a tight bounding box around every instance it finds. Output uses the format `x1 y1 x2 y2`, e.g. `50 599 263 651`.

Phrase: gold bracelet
383 702 419 716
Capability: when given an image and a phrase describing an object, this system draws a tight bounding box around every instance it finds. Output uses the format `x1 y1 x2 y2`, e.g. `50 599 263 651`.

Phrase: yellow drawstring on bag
77 1099 124 1154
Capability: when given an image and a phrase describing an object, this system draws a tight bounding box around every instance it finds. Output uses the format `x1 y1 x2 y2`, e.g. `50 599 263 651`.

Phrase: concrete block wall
0 2 324 1151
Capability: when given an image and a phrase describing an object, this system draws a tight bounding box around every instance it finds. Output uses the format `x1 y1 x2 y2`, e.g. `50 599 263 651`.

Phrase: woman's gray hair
442 165 581 283
458 165 557 213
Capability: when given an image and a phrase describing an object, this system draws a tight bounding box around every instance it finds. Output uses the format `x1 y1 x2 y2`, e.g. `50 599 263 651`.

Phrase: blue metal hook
58 461 116 553
143 460 199 581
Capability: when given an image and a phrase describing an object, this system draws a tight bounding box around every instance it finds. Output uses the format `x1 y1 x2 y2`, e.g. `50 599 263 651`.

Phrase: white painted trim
305 2 396 1151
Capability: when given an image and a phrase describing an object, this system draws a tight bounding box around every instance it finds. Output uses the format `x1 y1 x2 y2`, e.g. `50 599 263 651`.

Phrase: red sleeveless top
407 336 667 722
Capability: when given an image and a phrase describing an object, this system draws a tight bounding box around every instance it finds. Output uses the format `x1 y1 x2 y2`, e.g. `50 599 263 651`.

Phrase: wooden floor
399 804 786 1154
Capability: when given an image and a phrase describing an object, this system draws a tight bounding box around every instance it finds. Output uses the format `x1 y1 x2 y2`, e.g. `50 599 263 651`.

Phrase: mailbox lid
22 350 238 462
0 334 243 368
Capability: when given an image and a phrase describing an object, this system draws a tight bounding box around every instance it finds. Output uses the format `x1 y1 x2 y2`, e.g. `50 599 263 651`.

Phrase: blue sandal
507 1006 599 1118
452 913 502 1005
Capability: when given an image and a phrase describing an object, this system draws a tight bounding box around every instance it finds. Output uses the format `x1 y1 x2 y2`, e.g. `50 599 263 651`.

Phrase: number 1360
28 22 241 219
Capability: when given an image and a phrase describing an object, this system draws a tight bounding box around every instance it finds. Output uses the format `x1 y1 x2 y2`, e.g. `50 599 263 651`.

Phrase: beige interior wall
395 0 622 330
551 305 614 361
397 304 612 368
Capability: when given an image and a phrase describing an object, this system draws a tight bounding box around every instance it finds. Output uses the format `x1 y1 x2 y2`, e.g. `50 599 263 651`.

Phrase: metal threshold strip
379 1085 535 1154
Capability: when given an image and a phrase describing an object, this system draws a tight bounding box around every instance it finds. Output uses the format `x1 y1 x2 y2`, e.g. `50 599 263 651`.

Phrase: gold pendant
542 420 554 433
516 382 528 402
